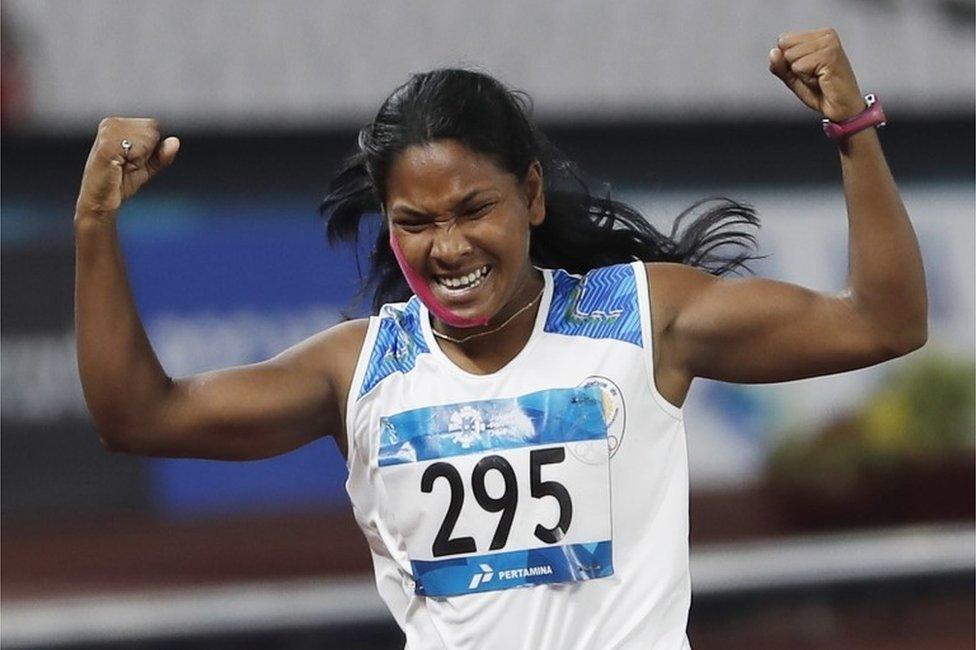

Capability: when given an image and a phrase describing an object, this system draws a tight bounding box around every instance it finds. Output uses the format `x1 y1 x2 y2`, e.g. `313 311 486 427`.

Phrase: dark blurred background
2 1 974 648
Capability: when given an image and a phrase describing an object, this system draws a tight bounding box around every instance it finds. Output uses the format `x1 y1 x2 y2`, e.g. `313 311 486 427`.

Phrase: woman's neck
430 268 544 374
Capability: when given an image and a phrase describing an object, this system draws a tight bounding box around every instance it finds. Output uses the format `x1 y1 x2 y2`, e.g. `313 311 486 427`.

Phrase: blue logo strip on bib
411 541 613 597
378 387 607 467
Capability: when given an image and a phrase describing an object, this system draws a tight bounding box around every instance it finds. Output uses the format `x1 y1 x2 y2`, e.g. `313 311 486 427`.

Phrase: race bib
377 387 613 597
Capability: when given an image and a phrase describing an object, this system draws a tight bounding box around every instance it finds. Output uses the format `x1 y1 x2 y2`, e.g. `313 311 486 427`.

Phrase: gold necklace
431 285 545 345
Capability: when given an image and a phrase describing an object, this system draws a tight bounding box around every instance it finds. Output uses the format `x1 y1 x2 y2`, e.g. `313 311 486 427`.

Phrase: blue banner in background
120 202 373 517
151 439 348 516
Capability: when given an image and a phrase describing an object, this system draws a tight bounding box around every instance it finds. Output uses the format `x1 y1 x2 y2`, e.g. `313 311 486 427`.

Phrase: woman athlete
76 29 926 649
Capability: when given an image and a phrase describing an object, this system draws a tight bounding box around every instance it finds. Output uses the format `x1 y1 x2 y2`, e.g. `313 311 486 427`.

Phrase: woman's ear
523 161 545 227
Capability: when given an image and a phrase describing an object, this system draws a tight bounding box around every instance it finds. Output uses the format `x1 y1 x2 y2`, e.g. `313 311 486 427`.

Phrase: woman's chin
431 300 491 327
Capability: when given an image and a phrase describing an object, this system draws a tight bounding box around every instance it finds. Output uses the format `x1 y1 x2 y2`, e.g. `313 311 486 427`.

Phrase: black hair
320 68 762 314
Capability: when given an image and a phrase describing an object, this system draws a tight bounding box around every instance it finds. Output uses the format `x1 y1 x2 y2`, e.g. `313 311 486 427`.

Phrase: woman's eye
396 221 427 233
468 203 494 218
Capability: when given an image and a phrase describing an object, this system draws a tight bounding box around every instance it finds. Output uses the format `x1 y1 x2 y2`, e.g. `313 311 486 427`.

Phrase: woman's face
385 139 545 328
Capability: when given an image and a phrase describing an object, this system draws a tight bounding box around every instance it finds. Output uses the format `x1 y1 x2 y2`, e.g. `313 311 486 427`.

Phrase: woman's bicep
654 264 902 384
131 320 367 460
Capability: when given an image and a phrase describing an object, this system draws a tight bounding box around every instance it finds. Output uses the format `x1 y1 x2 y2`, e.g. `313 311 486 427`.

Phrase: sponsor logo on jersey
467 562 555 590
467 563 494 589
497 565 555 580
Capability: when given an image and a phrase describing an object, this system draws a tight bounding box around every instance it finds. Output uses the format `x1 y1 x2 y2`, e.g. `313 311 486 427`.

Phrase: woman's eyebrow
390 188 495 217
454 188 495 207
391 205 430 219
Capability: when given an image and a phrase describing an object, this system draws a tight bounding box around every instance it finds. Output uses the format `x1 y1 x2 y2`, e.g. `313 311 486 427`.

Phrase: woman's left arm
651 28 927 385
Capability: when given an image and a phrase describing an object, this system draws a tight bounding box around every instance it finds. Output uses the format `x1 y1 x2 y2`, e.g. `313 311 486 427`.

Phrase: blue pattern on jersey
358 297 430 399
377 386 607 467
545 263 642 347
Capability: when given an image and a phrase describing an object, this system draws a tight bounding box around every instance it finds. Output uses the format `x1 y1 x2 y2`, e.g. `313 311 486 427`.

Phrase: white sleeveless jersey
345 262 691 649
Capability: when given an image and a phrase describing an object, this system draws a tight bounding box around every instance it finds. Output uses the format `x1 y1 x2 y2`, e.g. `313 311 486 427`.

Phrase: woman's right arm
75 117 365 460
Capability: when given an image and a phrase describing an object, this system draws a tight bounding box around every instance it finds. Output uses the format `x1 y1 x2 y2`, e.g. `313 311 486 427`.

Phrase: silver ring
121 139 132 156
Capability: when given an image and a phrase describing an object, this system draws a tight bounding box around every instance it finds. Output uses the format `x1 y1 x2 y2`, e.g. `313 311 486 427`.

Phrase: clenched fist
75 117 180 218
769 28 865 122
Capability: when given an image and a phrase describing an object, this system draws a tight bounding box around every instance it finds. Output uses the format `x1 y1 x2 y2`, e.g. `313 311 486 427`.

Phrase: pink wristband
821 93 887 142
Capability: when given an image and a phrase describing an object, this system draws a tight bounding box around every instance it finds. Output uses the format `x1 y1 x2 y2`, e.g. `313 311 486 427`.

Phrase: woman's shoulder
546 261 707 298
552 261 711 340
644 262 715 299
283 318 371 378
548 261 635 276
549 261 652 295
642 262 719 341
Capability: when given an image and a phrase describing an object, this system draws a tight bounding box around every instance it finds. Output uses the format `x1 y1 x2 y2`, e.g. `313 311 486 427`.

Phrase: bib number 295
420 447 573 558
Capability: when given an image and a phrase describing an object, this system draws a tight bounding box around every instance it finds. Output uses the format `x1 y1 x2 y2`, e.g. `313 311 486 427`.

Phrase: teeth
437 265 489 290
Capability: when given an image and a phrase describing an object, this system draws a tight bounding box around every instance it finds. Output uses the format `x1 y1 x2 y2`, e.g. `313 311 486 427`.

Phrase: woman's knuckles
96 117 160 150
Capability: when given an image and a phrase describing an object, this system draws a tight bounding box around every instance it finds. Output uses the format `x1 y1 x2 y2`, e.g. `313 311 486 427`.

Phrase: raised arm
75 118 364 460
648 29 927 405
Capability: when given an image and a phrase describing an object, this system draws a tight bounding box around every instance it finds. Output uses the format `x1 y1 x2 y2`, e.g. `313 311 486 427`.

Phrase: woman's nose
429 220 473 265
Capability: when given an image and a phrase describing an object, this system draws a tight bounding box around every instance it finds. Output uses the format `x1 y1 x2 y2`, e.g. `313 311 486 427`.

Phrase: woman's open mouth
432 265 492 299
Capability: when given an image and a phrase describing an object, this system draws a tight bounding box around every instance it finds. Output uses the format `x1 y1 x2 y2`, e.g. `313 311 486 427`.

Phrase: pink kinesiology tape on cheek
388 232 489 329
